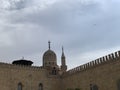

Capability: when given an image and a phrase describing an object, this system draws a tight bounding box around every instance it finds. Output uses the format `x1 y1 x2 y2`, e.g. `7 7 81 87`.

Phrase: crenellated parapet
0 62 44 71
64 50 120 76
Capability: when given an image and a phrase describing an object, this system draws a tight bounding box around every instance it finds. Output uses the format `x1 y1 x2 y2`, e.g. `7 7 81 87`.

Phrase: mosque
0 42 120 90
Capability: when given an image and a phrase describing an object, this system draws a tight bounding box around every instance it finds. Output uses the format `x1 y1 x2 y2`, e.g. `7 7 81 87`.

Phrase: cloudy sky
0 0 120 69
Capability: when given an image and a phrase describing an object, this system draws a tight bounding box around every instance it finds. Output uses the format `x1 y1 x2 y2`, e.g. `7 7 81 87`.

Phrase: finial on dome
48 41 51 50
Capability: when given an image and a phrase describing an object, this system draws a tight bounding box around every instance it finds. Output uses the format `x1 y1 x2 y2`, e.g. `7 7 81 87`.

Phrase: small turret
61 46 67 73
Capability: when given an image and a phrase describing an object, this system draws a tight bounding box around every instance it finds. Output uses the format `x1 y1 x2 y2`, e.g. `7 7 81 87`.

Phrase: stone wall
62 51 120 90
1 51 120 90
0 63 61 90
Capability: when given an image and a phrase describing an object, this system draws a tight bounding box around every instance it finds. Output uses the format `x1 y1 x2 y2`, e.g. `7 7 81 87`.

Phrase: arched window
18 83 22 90
52 67 57 75
117 79 120 90
39 83 43 90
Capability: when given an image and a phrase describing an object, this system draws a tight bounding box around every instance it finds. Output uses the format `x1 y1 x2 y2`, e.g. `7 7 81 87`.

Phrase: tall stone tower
61 47 67 73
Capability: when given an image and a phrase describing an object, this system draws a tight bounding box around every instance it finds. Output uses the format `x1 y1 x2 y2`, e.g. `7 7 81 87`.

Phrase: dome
43 50 57 61
42 41 58 67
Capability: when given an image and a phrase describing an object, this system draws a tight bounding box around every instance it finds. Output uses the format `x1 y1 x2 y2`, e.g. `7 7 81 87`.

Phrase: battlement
64 50 120 76
0 62 44 71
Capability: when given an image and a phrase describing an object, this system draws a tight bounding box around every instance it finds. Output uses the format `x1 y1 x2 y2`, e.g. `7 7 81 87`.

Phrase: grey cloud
5 0 102 31
0 0 120 69
0 0 29 10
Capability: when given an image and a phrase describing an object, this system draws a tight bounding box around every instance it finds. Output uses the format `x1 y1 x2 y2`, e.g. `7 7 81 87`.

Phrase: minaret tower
61 46 67 73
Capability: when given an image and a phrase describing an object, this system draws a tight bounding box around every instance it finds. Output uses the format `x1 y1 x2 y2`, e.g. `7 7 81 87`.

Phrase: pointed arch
39 83 43 90
18 82 22 90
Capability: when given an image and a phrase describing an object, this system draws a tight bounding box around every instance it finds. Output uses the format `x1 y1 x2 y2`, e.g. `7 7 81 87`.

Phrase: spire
48 41 51 50
61 46 67 72
62 46 65 56
62 46 64 53
61 46 66 65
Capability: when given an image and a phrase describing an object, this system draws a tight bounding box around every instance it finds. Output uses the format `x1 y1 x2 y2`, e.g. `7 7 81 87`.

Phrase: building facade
0 42 120 90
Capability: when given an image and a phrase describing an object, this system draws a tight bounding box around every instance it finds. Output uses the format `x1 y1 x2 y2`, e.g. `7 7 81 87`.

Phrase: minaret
61 46 67 73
